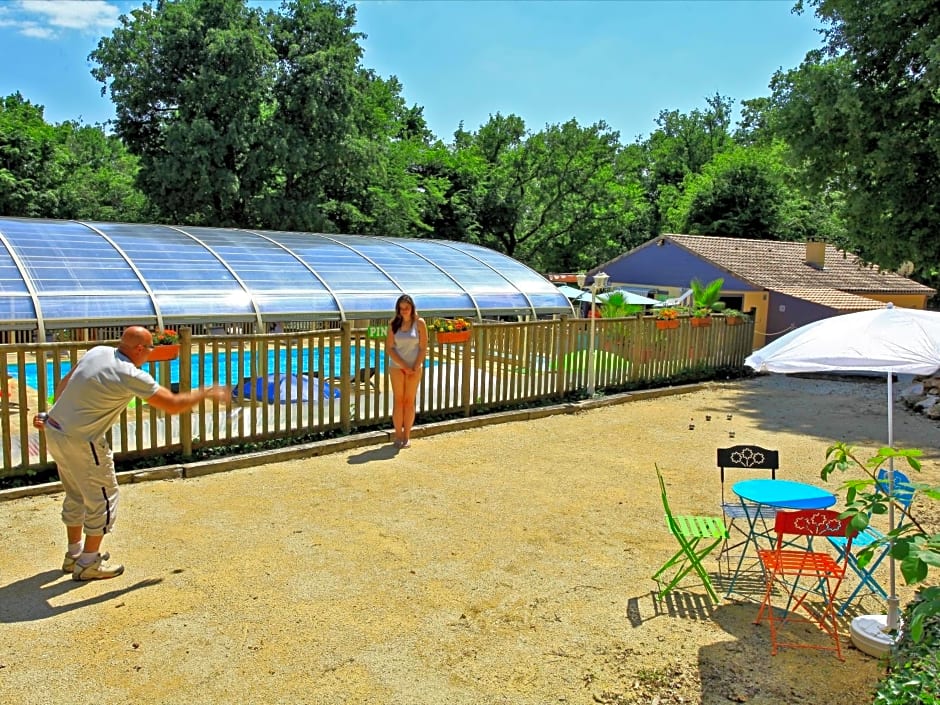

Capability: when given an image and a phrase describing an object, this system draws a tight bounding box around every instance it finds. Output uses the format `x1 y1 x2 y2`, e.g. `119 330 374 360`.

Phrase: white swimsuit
390 323 420 369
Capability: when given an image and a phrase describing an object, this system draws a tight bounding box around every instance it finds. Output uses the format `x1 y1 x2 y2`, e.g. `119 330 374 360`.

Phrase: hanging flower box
653 307 680 330
690 316 712 328
435 330 472 344
428 317 473 344
725 316 746 326
148 329 180 361
148 343 180 361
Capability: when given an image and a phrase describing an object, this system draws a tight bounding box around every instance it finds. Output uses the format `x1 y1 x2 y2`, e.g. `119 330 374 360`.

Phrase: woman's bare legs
390 368 406 444
390 367 422 446
400 369 422 445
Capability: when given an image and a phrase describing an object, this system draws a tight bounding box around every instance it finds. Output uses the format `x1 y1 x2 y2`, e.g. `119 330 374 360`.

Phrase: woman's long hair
391 294 418 334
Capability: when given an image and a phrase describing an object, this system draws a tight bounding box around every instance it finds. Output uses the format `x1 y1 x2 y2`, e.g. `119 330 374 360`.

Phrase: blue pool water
11 346 386 390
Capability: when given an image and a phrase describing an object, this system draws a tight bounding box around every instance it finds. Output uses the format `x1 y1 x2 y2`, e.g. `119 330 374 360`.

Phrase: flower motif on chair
794 512 843 534
730 447 766 467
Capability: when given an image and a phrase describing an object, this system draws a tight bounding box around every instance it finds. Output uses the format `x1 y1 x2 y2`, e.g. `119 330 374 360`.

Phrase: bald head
121 326 153 349
116 326 155 365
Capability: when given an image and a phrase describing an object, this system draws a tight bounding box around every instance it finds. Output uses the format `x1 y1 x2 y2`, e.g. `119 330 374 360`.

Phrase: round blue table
733 479 837 509
725 479 837 598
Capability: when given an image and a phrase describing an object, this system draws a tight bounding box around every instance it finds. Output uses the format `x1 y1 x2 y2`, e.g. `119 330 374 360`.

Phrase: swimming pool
10 346 386 390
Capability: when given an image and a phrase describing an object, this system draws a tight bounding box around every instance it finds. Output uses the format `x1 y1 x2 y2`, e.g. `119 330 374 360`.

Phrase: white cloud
20 24 56 39
6 0 122 39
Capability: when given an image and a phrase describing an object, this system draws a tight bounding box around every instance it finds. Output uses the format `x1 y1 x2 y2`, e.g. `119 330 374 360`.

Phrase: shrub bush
872 592 940 704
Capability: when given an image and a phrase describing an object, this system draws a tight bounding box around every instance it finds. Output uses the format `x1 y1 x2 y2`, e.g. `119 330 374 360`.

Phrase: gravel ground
0 374 937 705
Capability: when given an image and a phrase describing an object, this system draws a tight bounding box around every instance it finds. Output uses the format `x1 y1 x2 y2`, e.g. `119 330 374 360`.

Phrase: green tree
0 92 148 222
770 0 940 286
91 0 276 226
429 114 647 272
641 94 736 235
646 93 733 189
0 93 63 217
318 73 444 237
55 121 150 222
668 146 784 239
90 0 424 233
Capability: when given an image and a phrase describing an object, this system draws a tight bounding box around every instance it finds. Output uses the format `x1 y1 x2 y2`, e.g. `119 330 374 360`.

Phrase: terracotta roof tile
773 287 888 311
666 235 935 295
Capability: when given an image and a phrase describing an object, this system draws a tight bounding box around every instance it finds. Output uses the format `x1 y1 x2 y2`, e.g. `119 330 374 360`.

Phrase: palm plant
690 277 724 314
600 292 644 318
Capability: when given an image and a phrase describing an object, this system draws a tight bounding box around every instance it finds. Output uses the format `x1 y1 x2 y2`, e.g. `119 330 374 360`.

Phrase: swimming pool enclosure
0 315 755 479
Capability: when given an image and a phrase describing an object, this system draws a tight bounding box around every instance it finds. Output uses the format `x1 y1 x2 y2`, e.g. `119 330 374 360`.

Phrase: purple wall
765 292 837 343
603 240 756 291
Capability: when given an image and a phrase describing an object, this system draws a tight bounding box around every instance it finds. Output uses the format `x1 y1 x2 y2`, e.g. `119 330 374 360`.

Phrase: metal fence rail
0 316 754 479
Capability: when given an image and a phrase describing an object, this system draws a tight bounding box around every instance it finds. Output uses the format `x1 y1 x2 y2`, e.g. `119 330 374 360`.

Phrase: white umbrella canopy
745 305 940 376
744 303 940 631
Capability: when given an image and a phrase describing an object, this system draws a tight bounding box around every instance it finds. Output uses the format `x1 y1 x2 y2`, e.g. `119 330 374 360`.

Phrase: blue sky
0 0 823 142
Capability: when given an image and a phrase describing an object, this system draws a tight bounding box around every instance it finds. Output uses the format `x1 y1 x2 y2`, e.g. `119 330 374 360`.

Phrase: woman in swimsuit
386 294 428 448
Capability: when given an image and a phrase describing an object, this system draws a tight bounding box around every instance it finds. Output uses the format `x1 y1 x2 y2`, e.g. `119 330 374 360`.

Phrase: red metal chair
754 509 856 660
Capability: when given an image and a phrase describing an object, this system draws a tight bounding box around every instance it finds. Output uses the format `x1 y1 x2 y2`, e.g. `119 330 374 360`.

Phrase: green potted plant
691 277 724 313
691 308 712 327
723 309 747 326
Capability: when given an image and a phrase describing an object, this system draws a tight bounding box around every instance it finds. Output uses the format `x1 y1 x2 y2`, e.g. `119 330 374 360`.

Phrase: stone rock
903 393 927 408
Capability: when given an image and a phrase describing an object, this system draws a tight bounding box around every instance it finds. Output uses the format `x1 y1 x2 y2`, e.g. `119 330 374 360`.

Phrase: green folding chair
653 466 729 603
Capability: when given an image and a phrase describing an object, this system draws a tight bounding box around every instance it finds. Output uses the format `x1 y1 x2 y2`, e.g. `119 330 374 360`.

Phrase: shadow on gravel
347 443 400 464
626 589 717 627
0 572 162 623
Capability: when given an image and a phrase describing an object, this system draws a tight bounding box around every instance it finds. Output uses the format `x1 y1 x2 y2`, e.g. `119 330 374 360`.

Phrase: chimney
805 240 826 270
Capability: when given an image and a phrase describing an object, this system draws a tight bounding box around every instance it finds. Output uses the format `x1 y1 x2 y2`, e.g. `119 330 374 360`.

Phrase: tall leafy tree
90 0 425 233
55 121 151 222
669 146 785 239
0 92 148 221
317 72 445 237
91 0 278 226
429 114 646 272
642 93 735 233
770 0 940 285
0 93 63 217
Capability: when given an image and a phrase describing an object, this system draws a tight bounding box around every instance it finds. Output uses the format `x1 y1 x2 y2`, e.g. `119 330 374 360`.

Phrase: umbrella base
850 614 896 658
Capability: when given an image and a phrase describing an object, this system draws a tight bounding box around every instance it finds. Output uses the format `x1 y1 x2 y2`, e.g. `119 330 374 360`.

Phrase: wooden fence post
180 327 193 459
340 321 352 433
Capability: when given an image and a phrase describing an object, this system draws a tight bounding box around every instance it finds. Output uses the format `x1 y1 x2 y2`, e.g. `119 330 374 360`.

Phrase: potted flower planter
725 317 745 326
690 317 712 328
148 343 180 362
655 319 680 330
436 330 471 344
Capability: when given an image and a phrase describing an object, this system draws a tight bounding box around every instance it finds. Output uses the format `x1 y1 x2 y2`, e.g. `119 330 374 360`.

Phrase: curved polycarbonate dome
0 218 573 336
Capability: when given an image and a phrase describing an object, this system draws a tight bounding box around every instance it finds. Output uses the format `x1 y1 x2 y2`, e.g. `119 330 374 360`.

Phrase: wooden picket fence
0 315 754 479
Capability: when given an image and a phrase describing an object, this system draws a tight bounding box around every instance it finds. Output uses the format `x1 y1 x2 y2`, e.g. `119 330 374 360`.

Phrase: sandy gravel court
0 374 937 705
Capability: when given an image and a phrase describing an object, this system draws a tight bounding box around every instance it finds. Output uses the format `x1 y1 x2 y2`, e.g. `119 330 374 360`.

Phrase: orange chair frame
754 509 856 660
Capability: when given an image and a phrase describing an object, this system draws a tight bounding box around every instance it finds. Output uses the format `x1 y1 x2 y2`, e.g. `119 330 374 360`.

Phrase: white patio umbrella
745 303 940 637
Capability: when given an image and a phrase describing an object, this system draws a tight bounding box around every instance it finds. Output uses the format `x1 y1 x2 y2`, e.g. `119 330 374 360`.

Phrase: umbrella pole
887 373 900 631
